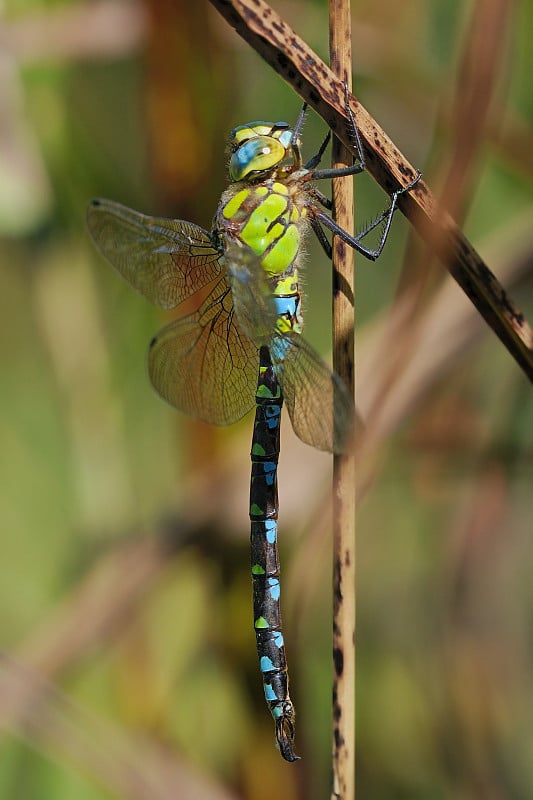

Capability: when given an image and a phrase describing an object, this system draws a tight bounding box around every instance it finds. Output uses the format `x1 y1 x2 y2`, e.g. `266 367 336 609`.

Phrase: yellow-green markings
241 194 288 247
262 224 299 274
221 188 249 220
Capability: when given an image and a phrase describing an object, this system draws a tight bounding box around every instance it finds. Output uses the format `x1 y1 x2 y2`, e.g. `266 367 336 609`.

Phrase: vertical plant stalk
329 1 355 798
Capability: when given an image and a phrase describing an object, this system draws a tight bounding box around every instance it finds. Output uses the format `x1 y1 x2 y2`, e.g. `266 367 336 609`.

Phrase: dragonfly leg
309 215 333 259
304 130 332 170
306 78 421 260
308 185 333 211
309 80 366 182
313 170 421 261
292 101 308 142
294 107 332 172
289 102 310 168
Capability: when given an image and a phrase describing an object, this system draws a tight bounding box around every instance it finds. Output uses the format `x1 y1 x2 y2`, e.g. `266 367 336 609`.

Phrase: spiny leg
309 215 334 259
292 105 332 172
309 81 366 183
290 102 308 168
308 81 421 261
304 130 331 171
313 171 421 261
292 100 308 142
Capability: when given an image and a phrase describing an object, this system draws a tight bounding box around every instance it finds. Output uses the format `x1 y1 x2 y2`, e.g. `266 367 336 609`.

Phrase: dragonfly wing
224 242 277 346
87 198 222 310
271 333 355 454
148 276 258 425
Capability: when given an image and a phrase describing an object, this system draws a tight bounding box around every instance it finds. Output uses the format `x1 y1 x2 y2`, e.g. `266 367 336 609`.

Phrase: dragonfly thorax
229 121 300 182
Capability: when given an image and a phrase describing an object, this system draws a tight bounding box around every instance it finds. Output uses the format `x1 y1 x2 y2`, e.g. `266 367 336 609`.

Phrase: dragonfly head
228 121 300 182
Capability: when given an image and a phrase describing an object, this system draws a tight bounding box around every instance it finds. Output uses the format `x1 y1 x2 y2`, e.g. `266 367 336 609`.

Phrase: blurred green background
0 1 532 798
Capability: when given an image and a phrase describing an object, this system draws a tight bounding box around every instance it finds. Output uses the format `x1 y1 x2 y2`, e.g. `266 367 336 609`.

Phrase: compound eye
229 136 285 181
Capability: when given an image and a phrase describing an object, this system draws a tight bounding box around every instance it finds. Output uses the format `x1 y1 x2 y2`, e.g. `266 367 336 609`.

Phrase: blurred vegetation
0 1 532 798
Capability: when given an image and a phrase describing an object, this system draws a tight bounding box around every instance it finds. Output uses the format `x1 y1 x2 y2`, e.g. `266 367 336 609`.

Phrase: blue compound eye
229 136 286 181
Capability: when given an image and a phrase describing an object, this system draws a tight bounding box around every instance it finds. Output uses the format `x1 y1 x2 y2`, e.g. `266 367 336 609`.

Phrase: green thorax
217 179 308 279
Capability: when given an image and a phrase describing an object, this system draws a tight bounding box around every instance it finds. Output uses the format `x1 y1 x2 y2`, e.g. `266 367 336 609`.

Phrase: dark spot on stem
333 646 344 677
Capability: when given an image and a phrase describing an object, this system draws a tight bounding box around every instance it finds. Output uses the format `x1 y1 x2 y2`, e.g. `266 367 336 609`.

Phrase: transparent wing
87 198 222 310
270 333 355 454
148 276 258 425
224 242 277 346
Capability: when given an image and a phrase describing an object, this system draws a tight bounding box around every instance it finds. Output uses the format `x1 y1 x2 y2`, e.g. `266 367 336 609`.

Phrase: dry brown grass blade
209 0 533 380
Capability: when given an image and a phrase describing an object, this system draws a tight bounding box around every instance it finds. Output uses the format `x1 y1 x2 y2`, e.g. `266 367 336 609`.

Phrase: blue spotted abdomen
249 345 298 761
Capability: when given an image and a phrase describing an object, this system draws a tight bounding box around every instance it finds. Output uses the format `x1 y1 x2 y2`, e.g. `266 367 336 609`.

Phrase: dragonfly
87 89 420 762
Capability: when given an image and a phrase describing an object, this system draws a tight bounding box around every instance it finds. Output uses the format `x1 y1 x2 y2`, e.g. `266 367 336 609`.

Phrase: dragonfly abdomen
250 345 299 762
